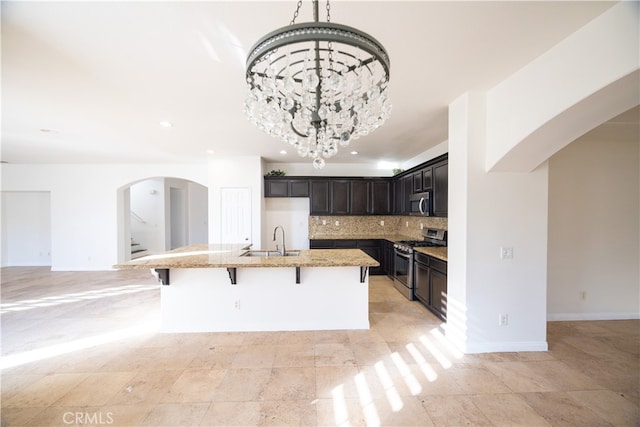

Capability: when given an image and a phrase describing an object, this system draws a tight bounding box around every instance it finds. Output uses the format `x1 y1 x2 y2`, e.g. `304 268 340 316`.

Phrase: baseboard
462 341 548 354
547 312 640 321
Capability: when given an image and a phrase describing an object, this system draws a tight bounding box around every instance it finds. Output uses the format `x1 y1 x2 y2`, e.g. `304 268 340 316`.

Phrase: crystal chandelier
244 0 391 169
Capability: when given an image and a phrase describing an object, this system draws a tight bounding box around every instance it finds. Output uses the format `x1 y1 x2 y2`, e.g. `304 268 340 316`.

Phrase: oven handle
394 249 412 259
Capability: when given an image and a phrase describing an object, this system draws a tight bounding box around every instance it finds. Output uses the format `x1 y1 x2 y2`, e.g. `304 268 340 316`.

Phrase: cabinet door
309 239 334 249
331 180 350 214
358 240 382 275
414 261 430 305
383 240 394 276
392 178 404 214
289 180 309 197
430 269 447 320
265 179 289 197
422 167 433 190
371 180 391 215
402 176 412 214
350 180 370 214
310 180 330 215
413 171 423 193
432 160 448 217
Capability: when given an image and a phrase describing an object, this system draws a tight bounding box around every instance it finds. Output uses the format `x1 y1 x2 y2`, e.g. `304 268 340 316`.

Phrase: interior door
220 187 251 244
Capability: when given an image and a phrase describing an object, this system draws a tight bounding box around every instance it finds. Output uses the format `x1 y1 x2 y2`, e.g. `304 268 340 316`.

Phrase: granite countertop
309 234 448 262
414 246 448 262
114 244 379 269
309 234 415 243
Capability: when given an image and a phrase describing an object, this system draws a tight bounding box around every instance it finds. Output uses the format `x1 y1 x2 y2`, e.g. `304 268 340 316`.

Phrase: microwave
409 192 430 216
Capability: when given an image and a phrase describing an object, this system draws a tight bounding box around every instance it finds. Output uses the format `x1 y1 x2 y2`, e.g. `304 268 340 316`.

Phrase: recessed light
159 121 173 128
350 151 358 155
280 150 287 155
206 149 215 155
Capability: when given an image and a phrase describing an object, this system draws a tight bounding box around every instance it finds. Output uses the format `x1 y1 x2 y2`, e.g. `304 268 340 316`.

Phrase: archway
116 177 208 263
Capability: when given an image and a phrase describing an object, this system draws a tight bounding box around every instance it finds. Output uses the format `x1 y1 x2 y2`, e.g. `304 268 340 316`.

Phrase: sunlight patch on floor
0 284 156 314
0 318 158 370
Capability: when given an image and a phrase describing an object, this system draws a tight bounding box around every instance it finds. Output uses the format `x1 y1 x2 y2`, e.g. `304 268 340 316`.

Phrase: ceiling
1 1 622 166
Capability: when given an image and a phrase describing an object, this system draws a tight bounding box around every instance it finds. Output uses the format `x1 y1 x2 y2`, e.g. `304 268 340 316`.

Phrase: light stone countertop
413 246 448 262
310 234 448 262
114 244 379 269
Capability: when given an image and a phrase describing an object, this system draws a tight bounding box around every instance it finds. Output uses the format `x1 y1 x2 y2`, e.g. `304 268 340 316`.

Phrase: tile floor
0 267 638 426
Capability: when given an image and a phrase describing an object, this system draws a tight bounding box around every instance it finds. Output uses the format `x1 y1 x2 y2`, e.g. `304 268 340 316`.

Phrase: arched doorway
117 177 208 263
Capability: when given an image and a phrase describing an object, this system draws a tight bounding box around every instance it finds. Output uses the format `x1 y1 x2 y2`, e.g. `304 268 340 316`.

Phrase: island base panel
160 267 369 333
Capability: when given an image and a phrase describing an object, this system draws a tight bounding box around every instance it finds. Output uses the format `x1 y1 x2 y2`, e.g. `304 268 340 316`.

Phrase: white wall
264 162 397 177
486 1 639 172
1 164 207 270
548 136 639 319
208 157 264 247
264 198 310 251
188 181 208 245
448 93 549 354
1 191 51 266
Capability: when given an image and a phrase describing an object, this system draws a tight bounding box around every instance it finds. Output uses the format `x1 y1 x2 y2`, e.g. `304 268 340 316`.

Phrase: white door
220 187 251 244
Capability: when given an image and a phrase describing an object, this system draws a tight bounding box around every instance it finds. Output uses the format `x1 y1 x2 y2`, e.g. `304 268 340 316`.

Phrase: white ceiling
1 1 621 165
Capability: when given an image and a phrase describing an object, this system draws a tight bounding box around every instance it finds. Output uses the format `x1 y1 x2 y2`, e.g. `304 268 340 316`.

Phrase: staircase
131 238 149 259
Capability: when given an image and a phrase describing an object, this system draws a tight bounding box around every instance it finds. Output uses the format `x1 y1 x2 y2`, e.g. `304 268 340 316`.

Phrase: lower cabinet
413 252 447 320
309 239 385 275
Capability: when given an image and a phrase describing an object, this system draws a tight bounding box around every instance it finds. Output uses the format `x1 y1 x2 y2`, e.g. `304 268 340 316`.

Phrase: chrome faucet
273 225 286 256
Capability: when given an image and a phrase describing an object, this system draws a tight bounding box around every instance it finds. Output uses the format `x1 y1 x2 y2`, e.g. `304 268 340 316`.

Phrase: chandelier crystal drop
244 0 391 169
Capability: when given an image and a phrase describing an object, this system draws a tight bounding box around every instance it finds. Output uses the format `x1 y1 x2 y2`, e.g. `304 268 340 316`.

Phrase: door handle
419 197 425 215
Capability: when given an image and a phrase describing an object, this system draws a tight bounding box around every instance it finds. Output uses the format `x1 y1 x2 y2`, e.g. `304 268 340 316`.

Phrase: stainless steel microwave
409 192 430 216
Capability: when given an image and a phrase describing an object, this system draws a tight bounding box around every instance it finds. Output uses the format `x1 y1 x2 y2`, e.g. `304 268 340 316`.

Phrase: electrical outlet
406 221 409 227
335 220 340 226
500 247 514 260
420 223 424 230
322 220 326 225
498 313 509 326
234 300 240 310
380 220 384 226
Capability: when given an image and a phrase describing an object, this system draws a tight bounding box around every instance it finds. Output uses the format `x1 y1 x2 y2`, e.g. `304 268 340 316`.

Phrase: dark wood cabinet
382 239 394 276
414 253 430 305
264 178 309 197
308 239 386 275
371 180 391 214
350 180 370 215
413 171 423 193
413 252 447 320
330 180 350 214
432 160 448 217
422 167 432 190
310 180 330 215
308 178 391 215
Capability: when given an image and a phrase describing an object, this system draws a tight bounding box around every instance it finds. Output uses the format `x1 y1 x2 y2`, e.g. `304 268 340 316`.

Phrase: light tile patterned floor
1 267 638 426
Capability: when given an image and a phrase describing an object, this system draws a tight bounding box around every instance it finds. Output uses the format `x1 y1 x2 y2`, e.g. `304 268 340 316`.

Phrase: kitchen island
115 244 379 333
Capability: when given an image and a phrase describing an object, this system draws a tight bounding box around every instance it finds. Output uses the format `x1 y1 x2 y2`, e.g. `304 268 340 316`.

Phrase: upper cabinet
264 153 447 217
309 178 391 215
432 160 448 217
265 178 309 197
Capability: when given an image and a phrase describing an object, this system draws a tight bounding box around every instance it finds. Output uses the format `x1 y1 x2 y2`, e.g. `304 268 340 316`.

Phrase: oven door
393 249 414 300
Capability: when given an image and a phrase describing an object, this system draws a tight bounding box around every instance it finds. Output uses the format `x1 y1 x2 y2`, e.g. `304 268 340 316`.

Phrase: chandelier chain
290 0 303 25
326 0 331 22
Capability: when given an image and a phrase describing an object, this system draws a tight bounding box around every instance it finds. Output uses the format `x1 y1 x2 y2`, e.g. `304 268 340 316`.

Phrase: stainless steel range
392 228 447 300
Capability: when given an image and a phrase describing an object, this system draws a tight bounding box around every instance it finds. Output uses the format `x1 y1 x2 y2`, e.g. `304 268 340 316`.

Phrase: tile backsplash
308 215 447 240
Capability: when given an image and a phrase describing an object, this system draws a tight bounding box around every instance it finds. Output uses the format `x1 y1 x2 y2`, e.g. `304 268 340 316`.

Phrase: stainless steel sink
240 250 300 257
